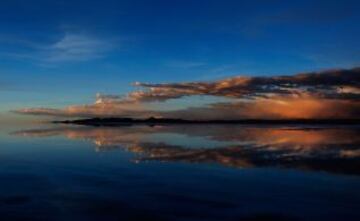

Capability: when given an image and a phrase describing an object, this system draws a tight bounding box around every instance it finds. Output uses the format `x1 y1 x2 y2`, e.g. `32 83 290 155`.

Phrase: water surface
1 124 360 220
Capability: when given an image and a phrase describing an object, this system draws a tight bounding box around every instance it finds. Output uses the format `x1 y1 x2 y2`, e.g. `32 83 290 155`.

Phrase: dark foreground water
1 124 360 221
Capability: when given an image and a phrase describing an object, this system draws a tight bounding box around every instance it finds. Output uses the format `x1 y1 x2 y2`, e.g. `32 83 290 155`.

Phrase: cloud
14 101 152 118
129 67 360 102
162 98 360 120
14 67 360 119
43 32 113 63
0 31 117 65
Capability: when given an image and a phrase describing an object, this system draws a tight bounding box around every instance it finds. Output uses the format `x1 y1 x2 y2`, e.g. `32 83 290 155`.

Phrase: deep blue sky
1 0 360 120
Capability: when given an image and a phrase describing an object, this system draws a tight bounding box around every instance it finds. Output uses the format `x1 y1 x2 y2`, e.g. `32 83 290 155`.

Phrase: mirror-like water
1 124 360 220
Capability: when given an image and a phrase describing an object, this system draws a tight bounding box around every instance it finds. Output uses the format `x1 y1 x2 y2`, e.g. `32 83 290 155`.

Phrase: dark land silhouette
55 117 360 126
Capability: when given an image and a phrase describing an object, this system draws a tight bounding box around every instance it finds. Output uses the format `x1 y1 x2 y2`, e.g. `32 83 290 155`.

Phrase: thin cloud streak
44 33 114 62
0 31 117 65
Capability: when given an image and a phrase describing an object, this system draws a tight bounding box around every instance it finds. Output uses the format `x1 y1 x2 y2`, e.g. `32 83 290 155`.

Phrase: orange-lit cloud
14 67 360 119
130 67 360 101
164 97 360 120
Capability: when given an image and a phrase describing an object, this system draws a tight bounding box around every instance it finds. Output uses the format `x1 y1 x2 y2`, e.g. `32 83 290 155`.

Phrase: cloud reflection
12 125 360 175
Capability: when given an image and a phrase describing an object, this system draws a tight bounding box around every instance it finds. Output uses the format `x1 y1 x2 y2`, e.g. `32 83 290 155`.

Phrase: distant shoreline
54 117 360 126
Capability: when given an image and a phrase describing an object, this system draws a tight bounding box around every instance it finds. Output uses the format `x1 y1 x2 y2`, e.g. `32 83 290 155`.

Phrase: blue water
0 124 360 220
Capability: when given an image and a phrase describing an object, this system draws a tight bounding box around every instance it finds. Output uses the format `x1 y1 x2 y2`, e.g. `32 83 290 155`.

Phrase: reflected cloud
12 125 360 175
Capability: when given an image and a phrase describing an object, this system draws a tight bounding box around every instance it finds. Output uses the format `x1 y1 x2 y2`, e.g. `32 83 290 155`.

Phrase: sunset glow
1 1 360 220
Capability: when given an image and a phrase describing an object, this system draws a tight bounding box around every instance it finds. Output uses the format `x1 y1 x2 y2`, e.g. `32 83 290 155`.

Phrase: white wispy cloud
43 33 114 62
0 31 117 65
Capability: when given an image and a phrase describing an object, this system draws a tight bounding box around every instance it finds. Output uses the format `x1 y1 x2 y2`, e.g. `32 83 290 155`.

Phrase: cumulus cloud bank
14 67 360 119
129 67 360 102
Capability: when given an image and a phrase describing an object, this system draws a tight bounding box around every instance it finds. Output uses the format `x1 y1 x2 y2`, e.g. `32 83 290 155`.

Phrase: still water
1 124 360 220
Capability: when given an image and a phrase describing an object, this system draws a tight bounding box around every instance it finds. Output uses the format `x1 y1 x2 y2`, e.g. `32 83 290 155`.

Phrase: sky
1 0 360 121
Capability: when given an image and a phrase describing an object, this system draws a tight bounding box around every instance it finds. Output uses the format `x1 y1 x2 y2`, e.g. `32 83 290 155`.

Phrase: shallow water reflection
13 125 360 175
2 124 360 221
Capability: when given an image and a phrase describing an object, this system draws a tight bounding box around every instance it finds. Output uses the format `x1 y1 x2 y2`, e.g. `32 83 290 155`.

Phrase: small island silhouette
55 117 360 126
